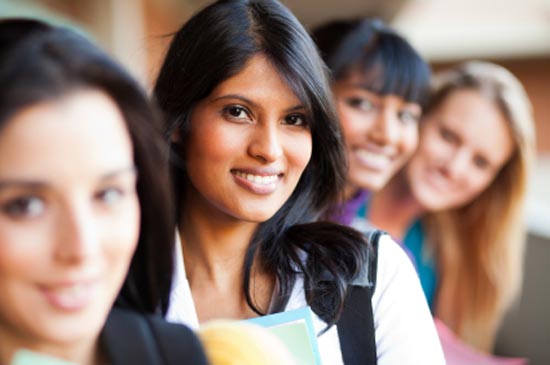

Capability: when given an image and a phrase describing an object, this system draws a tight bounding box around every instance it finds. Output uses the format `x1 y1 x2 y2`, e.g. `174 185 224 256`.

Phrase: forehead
207 54 302 107
0 90 133 178
428 89 515 164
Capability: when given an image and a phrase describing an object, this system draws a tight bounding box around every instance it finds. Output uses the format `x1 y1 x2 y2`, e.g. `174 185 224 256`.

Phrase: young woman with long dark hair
154 1 444 364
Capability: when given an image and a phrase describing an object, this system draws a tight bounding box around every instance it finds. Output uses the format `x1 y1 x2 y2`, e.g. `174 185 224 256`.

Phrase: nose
441 148 470 180
369 107 399 146
54 201 98 264
248 122 283 163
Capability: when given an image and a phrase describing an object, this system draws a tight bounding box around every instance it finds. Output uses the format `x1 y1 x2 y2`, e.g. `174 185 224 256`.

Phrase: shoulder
349 232 417 303
372 233 422 305
371 235 446 365
103 308 208 365
147 313 202 343
377 233 417 281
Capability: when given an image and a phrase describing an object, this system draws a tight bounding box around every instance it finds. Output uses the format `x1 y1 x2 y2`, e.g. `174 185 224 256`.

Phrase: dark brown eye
440 127 458 144
398 110 420 124
346 97 375 112
222 105 251 122
284 114 307 127
228 106 245 117
2 196 44 219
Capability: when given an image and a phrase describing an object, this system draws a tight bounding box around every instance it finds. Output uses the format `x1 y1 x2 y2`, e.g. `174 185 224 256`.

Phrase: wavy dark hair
0 19 174 314
154 0 369 327
312 18 431 107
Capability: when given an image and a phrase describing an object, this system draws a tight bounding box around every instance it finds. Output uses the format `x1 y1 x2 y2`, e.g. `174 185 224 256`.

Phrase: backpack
102 307 208 365
337 229 383 365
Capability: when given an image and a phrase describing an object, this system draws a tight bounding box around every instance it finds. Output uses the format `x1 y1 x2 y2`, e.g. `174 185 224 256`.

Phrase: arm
373 234 446 365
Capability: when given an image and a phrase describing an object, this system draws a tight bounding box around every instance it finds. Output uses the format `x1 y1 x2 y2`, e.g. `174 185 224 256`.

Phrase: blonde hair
198 320 297 365
424 61 536 352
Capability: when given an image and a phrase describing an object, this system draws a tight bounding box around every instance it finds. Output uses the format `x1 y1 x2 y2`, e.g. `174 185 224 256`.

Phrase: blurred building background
1 0 549 362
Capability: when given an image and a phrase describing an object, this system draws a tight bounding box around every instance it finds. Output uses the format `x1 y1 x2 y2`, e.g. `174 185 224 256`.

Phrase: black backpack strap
102 308 164 365
145 314 209 365
337 229 382 365
102 308 208 365
364 229 381 296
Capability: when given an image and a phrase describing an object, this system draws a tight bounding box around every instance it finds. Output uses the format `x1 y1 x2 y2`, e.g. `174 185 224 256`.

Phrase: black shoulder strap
145 315 208 365
102 308 207 365
102 308 164 365
337 229 382 365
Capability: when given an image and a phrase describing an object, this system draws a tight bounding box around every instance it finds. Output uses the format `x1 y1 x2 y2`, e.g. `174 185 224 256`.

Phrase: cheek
186 123 240 168
0 223 47 278
104 198 141 272
121 199 140 251
0 234 44 324
417 131 446 164
338 106 368 141
464 173 496 200
288 133 312 174
398 127 419 158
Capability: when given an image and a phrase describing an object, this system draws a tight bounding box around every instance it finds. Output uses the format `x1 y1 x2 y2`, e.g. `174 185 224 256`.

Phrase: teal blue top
357 201 438 310
402 220 437 311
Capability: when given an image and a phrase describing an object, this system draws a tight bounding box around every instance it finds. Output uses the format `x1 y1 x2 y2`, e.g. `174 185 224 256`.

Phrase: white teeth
355 149 391 168
52 284 85 297
235 171 278 185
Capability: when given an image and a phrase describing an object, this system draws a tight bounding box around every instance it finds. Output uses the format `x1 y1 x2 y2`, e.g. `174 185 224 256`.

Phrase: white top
167 234 446 365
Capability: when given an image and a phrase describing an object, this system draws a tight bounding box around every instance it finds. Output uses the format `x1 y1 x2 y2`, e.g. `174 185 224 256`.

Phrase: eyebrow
212 94 306 113
0 166 137 190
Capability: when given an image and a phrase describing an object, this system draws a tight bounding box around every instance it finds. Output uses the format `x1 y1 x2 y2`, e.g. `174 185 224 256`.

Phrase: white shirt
167 234 446 365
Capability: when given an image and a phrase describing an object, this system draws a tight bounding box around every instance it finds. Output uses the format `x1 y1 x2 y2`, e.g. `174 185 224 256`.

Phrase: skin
406 88 515 211
0 90 140 365
333 72 421 199
179 54 312 322
369 88 515 239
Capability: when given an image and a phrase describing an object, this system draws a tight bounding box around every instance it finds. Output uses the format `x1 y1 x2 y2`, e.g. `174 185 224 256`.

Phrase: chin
350 173 386 192
420 195 452 212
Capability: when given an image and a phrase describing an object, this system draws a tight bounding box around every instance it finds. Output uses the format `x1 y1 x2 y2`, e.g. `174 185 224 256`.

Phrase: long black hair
0 19 174 314
154 0 370 327
312 18 431 106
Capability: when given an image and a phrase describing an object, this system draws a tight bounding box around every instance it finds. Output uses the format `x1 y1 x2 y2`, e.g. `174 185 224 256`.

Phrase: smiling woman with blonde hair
368 61 536 352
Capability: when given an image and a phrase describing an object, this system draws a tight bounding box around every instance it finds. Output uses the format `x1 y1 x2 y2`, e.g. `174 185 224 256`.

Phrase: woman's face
406 89 515 211
0 90 140 355
333 73 421 194
184 54 312 223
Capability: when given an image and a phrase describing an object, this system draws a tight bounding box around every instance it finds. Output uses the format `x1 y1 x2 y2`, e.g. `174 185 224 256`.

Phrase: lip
231 168 283 195
423 167 452 194
39 279 99 312
350 146 394 172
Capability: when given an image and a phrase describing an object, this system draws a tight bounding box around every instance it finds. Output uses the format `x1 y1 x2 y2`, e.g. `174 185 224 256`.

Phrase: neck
368 172 425 240
0 331 100 365
180 206 258 287
178 191 273 322
343 182 360 202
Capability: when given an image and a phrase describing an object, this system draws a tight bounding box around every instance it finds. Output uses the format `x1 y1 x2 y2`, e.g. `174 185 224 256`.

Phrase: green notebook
247 306 322 365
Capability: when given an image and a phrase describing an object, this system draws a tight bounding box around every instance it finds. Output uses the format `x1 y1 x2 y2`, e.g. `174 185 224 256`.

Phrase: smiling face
182 54 312 223
0 90 140 359
406 89 515 211
333 73 421 195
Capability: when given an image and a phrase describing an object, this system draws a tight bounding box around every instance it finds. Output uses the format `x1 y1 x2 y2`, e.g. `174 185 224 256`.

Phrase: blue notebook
247 306 322 365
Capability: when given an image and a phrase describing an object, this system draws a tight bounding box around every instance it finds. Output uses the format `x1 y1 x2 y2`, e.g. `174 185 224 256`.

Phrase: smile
40 280 98 312
231 169 282 195
233 170 280 185
353 148 392 171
